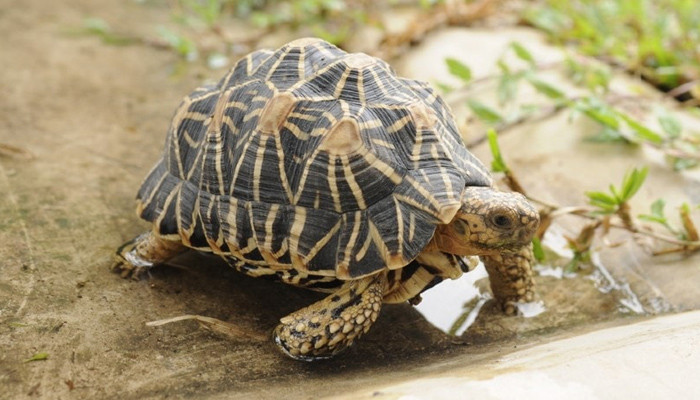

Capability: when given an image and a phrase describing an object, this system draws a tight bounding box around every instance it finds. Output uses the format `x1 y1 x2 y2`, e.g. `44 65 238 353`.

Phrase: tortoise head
432 187 539 256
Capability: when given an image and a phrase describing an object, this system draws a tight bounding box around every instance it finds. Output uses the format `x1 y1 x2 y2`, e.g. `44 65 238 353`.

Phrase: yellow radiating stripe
386 116 412 135
356 67 366 104
252 135 267 202
273 127 294 202
288 206 307 268
327 154 342 213
229 132 256 196
341 211 362 267
341 155 366 209
355 230 372 262
363 152 402 185
393 197 404 257
371 138 396 150
224 197 239 251
333 67 352 99
138 170 169 216
303 219 341 264
265 53 285 81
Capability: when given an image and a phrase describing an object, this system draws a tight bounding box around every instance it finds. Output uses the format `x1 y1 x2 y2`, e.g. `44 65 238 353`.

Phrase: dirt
2 1 699 399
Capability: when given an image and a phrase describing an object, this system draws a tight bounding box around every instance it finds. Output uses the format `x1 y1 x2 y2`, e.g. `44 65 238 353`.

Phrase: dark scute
276 250 292 265
242 247 265 262
349 154 403 209
199 192 222 245
293 152 336 210
137 162 169 222
189 214 209 248
347 237 384 278
399 260 421 282
266 48 303 90
306 227 340 273
270 208 290 256
158 192 179 235
233 202 254 247
177 181 199 233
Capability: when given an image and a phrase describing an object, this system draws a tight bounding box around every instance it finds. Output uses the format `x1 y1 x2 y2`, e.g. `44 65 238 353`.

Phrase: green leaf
532 237 545 262
25 352 49 362
526 76 565 99
672 157 698 171
497 73 519 105
467 100 503 124
619 167 648 202
486 129 509 173
445 58 472 82
585 127 626 143
586 191 618 212
435 82 454 94
617 113 664 144
658 112 682 138
511 42 536 66
650 198 666 218
639 199 667 224
573 98 620 130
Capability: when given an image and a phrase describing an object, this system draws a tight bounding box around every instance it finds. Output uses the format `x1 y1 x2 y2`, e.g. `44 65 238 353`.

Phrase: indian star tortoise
113 37 540 361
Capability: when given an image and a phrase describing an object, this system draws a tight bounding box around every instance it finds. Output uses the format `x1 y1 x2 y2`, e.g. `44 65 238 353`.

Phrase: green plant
525 0 700 102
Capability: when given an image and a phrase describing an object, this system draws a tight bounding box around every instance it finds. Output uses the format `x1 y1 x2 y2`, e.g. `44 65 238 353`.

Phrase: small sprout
445 58 472 83
618 167 648 204
564 220 600 272
78 18 139 46
486 129 526 194
680 203 699 242
526 76 565 100
157 27 198 61
467 100 503 124
25 352 49 363
497 72 519 105
510 42 536 67
532 237 545 262
487 129 509 173
616 112 664 145
657 109 682 139
573 97 621 131
586 127 627 143
435 82 454 94
639 198 669 224
587 167 648 229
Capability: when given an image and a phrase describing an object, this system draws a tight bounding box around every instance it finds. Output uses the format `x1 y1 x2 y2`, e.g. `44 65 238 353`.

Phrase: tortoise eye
492 214 513 229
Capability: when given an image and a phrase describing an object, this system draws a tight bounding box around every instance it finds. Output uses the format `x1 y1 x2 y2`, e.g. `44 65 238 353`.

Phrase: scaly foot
273 273 385 361
481 245 536 315
112 232 185 279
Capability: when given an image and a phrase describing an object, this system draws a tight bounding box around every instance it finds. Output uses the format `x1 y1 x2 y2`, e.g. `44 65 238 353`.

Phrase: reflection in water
414 262 545 336
589 252 645 314
414 264 487 335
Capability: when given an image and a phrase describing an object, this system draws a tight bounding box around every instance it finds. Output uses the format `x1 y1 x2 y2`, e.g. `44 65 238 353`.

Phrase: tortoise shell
136 38 492 280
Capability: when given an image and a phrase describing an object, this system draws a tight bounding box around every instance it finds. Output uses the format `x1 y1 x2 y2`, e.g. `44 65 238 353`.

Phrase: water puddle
414 264 487 336
414 224 654 337
415 262 545 336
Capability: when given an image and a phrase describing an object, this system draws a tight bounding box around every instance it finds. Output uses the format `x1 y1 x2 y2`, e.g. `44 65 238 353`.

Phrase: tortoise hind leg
481 245 536 315
274 273 385 361
112 231 185 279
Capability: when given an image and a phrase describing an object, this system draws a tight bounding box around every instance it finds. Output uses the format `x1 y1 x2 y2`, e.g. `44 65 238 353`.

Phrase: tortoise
113 37 540 361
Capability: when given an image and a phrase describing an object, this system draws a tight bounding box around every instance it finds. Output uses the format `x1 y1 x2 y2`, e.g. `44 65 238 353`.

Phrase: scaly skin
273 273 385 361
112 232 185 279
481 245 536 315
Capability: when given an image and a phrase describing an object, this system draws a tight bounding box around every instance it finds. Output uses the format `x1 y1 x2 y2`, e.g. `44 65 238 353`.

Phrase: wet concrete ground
2 1 699 399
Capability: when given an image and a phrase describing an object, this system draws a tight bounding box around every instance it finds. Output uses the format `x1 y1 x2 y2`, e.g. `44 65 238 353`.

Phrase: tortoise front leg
274 273 385 361
112 231 185 279
481 245 536 315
